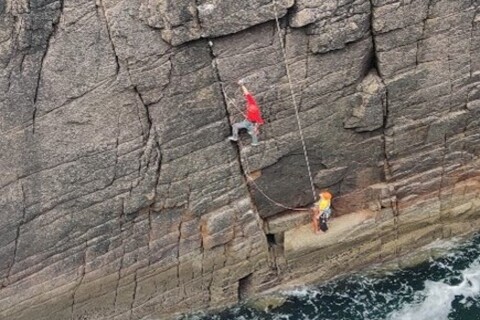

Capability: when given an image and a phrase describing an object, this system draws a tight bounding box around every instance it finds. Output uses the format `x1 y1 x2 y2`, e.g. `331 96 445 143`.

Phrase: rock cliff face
1 0 479 319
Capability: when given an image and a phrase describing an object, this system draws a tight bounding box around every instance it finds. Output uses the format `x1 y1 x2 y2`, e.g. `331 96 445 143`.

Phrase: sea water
188 234 480 320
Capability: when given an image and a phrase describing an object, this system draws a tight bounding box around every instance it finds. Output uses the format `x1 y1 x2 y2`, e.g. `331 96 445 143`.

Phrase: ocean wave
387 259 480 320
192 234 480 320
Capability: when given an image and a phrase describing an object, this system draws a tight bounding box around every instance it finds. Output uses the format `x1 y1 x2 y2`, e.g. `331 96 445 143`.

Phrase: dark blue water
189 234 480 320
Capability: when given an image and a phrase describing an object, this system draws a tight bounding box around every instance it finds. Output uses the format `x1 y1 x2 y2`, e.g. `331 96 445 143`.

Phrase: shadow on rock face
252 147 326 218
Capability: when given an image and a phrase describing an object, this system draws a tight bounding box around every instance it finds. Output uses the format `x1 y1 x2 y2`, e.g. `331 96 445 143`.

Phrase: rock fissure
237 272 254 301
438 133 448 227
133 86 152 138
368 0 379 72
117 73 161 199
368 0 401 255
382 129 401 255
147 208 153 266
206 270 214 305
193 0 204 32
199 222 207 297
106 111 122 188
469 13 476 81
97 0 120 75
6 182 27 284
128 271 138 320
2 1 480 319
32 0 64 134
33 77 112 122
175 220 182 301
70 240 87 320
298 29 311 109
268 242 282 276
113 201 127 318
18 53 26 73
131 84 162 203
207 39 259 207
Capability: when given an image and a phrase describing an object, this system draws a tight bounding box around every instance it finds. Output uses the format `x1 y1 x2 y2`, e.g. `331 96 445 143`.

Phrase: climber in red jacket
228 82 264 146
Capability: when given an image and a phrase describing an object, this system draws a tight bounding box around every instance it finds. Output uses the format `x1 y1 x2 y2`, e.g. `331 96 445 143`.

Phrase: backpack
319 213 328 232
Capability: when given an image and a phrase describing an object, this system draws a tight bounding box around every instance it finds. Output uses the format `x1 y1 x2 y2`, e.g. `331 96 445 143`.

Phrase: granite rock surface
0 0 479 319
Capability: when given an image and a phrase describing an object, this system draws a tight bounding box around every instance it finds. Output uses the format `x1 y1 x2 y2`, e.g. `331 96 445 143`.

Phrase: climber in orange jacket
228 82 264 146
312 191 333 234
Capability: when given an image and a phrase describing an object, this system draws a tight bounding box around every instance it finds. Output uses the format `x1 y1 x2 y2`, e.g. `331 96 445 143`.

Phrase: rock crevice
0 0 479 319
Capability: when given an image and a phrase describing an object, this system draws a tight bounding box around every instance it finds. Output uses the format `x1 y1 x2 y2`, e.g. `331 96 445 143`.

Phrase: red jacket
245 93 264 124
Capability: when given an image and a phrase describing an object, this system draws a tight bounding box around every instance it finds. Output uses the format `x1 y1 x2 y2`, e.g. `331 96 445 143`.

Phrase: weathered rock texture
0 0 479 319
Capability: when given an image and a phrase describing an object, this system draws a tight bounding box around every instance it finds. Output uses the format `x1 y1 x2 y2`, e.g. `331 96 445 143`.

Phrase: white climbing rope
272 0 317 202
221 86 306 212
238 140 307 212
218 1 321 210
222 86 245 117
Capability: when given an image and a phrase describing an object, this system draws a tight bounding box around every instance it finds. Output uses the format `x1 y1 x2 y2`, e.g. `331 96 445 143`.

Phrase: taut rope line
221 85 305 211
272 0 317 202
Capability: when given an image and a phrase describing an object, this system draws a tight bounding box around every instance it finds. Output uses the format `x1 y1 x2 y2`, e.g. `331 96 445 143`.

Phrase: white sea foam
387 259 480 320
281 287 318 298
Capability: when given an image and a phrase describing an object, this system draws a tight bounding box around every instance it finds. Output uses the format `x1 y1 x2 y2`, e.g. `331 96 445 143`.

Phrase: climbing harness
222 86 305 212
218 0 320 210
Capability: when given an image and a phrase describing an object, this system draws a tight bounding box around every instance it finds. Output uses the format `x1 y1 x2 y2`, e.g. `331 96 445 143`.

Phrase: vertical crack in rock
368 0 400 254
415 0 430 73
207 271 214 305
70 240 87 320
19 54 26 73
106 111 121 188
132 85 163 199
208 38 276 291
367 1 379 72
457 112 470 208
438 134 448 230
132 86 152 186
114 200 126 318
468 12 475 81
381 82 401 256
133 86 152 140
193 0 204 32
299 33 311 108
128 271 138 320
7 181 27 284
176 220 182 287
206 39 258 207
97 0 164 210
147 208 153 267
268 239 282 276
199 222 209 302
32 0 65 134
97 0 120 75
198 218 215 305
117 200 142 320
207 39 249 189
113 256 125 316
445 10 454 113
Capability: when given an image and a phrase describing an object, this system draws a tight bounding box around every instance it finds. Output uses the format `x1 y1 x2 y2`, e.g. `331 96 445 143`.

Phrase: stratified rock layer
0 0 479 319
